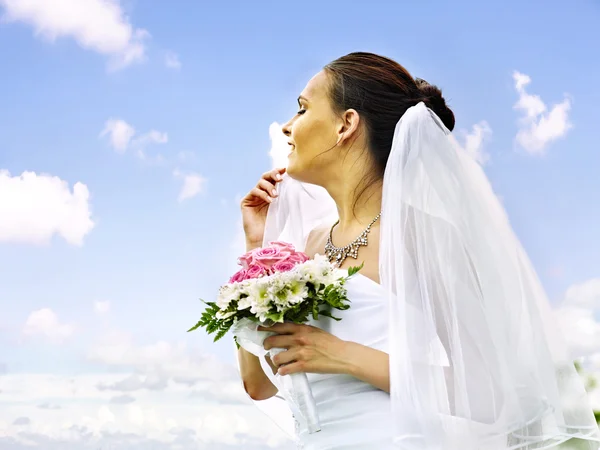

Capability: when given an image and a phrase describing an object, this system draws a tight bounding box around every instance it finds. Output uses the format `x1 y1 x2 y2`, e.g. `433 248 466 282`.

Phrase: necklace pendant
325 212 381 266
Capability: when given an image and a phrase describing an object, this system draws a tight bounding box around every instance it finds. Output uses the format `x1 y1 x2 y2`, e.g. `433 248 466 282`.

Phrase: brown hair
324 52 455 179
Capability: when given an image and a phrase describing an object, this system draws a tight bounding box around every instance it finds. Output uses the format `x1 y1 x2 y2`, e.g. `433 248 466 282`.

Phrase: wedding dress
237 103 600 449
297 270 395 449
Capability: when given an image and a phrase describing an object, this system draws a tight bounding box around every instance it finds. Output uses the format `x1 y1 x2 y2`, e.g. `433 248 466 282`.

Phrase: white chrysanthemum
216 310 236 320
297 254 341 286
247 278 272 317
217 283 243 309
237 295 252 310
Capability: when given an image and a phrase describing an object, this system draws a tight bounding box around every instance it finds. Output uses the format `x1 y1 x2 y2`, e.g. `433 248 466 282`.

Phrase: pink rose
268 241 296 253
246 264 268 279
237 251 254 270
252 246 289 268
285 251 309 265
272 260 296 273
229 268 248 284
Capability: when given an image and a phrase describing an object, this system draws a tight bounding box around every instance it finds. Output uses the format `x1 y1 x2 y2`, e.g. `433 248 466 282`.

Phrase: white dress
296 272 395 449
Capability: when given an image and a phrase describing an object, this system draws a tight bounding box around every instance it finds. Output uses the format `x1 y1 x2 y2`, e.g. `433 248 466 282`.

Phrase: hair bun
415 78 455 131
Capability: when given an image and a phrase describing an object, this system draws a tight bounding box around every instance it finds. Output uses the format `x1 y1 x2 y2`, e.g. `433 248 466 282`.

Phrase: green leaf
319 309 342 321
187 321 203 332
347 262 364 277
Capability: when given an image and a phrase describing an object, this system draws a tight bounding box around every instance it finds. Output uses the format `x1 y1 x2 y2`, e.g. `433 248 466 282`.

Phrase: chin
286 163 317 185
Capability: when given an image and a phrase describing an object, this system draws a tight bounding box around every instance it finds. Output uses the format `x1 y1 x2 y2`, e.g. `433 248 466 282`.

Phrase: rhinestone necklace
324 212 381 267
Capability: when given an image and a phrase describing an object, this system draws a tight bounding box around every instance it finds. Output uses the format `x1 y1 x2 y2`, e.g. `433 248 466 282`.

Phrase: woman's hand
241 167 286 250
259 323 352 376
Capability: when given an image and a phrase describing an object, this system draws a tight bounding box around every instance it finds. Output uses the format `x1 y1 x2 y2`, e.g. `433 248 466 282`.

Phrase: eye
297 108 306 115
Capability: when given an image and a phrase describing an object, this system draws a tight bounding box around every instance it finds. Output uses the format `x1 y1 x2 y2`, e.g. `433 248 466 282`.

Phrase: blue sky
0 0 599 448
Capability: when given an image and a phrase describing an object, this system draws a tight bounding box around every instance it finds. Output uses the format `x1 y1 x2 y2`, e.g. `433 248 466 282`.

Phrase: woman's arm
261 323 390 394
342 341 390 393
237 346 279 400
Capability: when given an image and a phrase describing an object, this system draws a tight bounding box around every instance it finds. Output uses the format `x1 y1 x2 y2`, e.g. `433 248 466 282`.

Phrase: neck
320 167 383 234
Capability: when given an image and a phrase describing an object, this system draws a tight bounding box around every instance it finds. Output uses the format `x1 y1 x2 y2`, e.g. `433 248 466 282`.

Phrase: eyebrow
297 95 309 104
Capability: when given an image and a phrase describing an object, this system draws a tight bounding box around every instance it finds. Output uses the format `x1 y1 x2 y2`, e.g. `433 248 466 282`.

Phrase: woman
237 52 600 449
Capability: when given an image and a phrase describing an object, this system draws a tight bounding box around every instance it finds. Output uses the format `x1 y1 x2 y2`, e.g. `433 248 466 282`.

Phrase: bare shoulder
304 224 331 259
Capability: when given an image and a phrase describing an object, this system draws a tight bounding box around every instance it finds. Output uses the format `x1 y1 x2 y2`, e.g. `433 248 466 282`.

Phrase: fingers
257 178 278 198
248 186 273 204
277 360 304 376
261 167 286 184
263 334 294 351
277 360 305 376
258 322 300 334
272 347 300 367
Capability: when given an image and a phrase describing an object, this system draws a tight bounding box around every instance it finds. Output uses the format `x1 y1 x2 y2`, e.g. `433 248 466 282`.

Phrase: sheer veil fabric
240 102 600 449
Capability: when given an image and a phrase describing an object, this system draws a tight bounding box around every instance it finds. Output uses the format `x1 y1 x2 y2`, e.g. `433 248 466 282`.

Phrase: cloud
460 121 493 165
564 278 600 309
176 151 195 162
173 170 205 202
100 119 168 162
100 119 135 153
37 403 61 410
12 417 31 426
133 130 168 162
133 130 168 147
22 308 75 343
0 370 293 448
268 122 290 169
98 373 168 392
189 381 248 405
0 170 94 246
93 300 111 315
109 394 136 405
86 330 237 384
0 0 149 71
164 51 181 70
555 278 600 362
513 71 572 155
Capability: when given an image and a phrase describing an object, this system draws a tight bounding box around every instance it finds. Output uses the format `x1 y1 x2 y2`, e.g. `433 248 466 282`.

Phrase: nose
281 120 291 137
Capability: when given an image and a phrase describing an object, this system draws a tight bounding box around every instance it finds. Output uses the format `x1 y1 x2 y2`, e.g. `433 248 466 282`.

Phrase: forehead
301 70 329 100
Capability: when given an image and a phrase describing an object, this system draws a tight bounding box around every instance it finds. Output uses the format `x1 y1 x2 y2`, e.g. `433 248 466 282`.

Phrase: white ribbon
232 318 322 434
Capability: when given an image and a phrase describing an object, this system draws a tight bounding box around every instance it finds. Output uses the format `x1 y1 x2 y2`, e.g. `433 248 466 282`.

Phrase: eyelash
297 108 306 115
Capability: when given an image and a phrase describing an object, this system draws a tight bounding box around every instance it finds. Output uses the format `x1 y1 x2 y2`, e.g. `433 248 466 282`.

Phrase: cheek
294 116 335 157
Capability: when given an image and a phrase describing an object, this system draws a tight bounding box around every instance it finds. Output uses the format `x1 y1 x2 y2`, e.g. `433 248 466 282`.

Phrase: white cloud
268 122 290 169
12 417 31 426
164 51 181 70
100 118 135 153
86 330 237 384
93 301 111 315
565 278 600 309
0 0 150 71
173 170 205 202
133 130 168 147
100 119 168 162
109 394 136 405
461 120 493 165
513 71 572 155
0 170 94 246
0 333 294 448
22 308 75 343
555 278 600 363
133 130 168 162
176 151 195 162
98 373 168 392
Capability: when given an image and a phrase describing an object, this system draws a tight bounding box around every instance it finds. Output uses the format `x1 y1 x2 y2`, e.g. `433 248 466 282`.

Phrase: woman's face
281 70 341 184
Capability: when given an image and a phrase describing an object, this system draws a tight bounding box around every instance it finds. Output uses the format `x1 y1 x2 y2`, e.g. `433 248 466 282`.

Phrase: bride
236 52 600 449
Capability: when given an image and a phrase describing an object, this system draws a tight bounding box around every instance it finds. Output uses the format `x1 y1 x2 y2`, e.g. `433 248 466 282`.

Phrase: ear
335 109 360 145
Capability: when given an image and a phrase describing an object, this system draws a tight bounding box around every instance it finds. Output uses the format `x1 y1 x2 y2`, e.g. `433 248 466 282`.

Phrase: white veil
246 102 600 448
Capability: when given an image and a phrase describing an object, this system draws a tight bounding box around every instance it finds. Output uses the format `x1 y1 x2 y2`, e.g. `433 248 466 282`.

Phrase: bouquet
188 241 360 434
